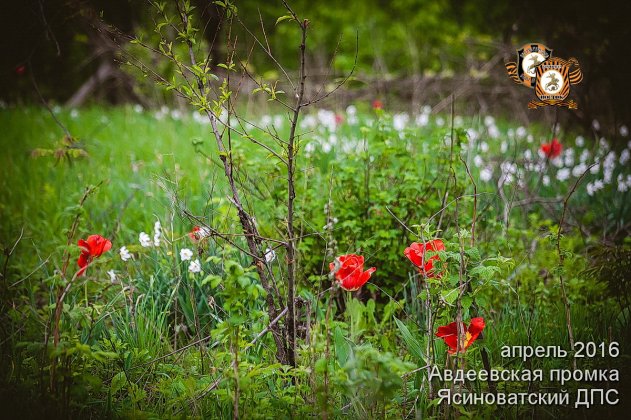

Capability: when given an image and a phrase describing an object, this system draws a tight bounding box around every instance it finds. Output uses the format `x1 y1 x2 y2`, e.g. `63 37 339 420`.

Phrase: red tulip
404 239 445 277
335 114 344 126
15 65 26 76
77 234 112 276
436 317 485 354
329 254 376 291
372 99 383 110
540 138 562 158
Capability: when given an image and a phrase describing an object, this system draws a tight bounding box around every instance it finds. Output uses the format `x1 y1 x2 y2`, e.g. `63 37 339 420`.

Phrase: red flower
335 114 344 126
77 234 112 276
188 226 210 243
372 99 383 110
329 254 376 291
15 65 26 75
404 240 445 277
540 138 562 158
436 317 485 354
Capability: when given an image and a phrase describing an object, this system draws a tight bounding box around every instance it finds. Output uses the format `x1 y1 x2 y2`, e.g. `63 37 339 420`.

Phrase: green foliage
0 106 629 418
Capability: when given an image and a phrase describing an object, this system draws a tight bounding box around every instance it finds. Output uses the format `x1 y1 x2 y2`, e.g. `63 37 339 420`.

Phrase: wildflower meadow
1 1 630 419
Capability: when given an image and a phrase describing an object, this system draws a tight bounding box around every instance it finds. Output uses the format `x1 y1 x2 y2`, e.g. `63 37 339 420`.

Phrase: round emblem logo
541 70 564 95
522 52 546 78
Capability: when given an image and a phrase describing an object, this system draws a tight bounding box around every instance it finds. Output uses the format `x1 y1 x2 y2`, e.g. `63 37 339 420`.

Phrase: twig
556 163 596 370
283 1 309 368
2 226 24 281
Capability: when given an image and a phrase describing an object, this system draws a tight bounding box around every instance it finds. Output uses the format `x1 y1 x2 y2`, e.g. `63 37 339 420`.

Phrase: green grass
0 105 630 418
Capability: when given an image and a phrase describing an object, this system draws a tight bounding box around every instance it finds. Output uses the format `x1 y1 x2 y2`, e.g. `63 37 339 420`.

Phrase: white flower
542 175 550 186
180 248 194 261
501 161 517 175
273 115 284 128
480 167 493 182
260 114 272 127
139 232 152 247
592 119 600 131
317 109 337 131
551 157 564 168
488 125 500 139
473 155 484 168
516 126 527 138
393 113 409 131
599 137 609 151
587 179 605 195
153 220 162 246
586 182 595 196
170 109 182 120
119 246 132 262
484 115 495 126
416 113 429 127
603 151 616 183
499 161 516 185
188 259 202 274
500 141 507 153
265 247 276 263
590 163 600 174
346 105 357 115
466 128 479 142
617 174 630 192
580 149 590 163
107 270 117 282
133 104 143 113
572 163 587 177
524 149 533 160
620 125 629 137
620 149 630 165
527 134 534 143
564 151 575 167
421 105 432 114
575 135 585 147
479 141 489 152
70 109 79 119
556 168 571 181
300 114 316 129
435 116 445 127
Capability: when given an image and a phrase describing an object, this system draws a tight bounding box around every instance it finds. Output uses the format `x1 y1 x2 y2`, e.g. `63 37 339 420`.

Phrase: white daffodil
180 248 194 262
188 259 202 274
139 232 152 247
119 246 132 262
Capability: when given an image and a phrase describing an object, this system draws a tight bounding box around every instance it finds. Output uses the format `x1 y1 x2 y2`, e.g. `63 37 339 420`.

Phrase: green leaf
202 274 222 288
441 287 459 305
276 15 293 25
334 327 351 367
394 317 426 365
110 371 126 394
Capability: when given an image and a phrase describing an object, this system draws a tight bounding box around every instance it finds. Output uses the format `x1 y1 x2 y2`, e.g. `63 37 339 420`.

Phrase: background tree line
2 0 630 131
